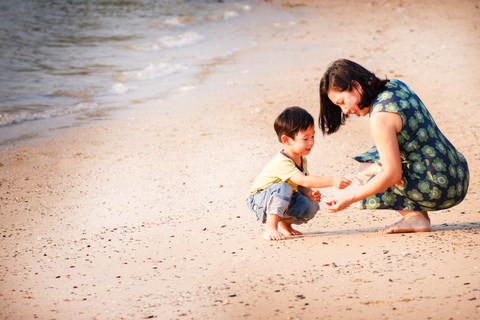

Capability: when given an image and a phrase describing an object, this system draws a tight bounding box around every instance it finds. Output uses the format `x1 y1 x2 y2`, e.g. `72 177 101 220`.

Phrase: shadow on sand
293 221 480 239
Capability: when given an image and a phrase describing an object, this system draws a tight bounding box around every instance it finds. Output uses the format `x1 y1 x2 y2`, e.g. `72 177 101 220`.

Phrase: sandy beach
1 0 479 319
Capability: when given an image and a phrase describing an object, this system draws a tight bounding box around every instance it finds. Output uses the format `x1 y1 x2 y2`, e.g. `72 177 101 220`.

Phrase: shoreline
1 1 479 319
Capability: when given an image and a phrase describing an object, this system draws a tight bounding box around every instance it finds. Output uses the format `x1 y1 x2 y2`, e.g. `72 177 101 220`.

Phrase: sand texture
1 0 479 319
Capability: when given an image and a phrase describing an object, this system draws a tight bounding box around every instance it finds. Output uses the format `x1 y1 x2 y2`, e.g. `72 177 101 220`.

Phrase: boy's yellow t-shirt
247 151 308 199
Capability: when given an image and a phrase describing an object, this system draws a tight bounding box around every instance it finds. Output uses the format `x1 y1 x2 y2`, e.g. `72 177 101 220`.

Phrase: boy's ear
281 135 290 145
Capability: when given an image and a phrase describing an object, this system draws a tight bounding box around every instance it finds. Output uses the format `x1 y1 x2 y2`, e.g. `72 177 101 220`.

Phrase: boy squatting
246 107 351 241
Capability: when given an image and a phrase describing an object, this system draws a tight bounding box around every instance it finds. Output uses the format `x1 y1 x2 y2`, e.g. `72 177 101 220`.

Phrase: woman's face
327 82 370 117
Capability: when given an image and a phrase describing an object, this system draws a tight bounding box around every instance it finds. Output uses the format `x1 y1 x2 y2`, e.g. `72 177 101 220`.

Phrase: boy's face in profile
283 125 315 156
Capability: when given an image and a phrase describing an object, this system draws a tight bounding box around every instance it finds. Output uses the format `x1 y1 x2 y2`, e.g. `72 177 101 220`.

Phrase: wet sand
1 1 479 319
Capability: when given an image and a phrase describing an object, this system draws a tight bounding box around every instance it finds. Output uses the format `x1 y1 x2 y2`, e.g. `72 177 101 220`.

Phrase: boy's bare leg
379 211 431 234
278 220 302 236
264 213 285 240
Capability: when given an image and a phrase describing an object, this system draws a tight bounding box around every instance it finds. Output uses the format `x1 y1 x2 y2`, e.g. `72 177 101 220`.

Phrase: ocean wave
223 11 239 20
147 16 195 29
129 31 204 51
111 83 138 94
121 62 186 81
50 89 98 98
0 102 99 127
156 31 204 49
0 0 258 128
164 16 195 26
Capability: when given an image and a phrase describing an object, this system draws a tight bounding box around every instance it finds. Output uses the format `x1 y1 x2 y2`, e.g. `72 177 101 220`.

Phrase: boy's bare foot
263 228 285 241
379 212 431 234
278 221 302 236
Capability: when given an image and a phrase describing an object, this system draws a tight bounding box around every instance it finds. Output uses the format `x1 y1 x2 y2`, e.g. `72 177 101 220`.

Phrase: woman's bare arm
326 112 403 211
351 112 403 201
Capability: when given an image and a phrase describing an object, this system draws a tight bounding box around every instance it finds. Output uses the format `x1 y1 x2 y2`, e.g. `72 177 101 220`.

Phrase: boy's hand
308 189 321 203
333 177 352 189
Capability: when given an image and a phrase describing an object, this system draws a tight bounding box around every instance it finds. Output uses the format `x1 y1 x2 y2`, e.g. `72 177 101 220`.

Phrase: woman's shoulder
371 79 417 115
377 79 415 99
389 79 416 94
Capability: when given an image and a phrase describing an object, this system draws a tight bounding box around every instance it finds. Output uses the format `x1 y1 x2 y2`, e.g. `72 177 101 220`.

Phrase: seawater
0 0 260 127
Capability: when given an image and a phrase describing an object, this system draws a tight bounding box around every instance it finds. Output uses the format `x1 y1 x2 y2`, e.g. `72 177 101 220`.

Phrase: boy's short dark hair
274 106 314 142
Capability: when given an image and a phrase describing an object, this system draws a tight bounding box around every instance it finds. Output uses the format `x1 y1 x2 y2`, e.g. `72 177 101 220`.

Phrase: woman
319 59 469 234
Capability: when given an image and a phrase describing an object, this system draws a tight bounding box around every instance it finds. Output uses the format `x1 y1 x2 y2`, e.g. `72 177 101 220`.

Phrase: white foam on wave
147 16 195 29
223 11 239 20
122 62 186 81
154 31 204 50
131 32 204 51
163 16 194 26
111 83 137 94
158 31 204 49
164 17 183 26
0 102 99 127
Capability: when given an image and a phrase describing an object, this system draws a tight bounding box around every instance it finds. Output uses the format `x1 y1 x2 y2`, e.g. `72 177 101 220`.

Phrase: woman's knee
357 170 369 185
357 162 379 185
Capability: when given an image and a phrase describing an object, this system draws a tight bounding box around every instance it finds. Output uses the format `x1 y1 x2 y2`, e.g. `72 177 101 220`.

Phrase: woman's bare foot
263 228 285 241
278 221 302 236
379 211 431 234
383 217 405 229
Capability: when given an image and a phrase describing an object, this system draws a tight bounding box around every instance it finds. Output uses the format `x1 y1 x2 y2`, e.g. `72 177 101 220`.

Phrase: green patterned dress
353 79 469 211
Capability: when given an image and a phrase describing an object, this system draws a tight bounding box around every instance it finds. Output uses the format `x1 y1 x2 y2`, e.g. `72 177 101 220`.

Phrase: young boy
247 107 351 241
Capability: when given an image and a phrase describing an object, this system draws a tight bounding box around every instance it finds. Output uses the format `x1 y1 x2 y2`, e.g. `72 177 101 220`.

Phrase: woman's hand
325 194 356 212
395 178 404 187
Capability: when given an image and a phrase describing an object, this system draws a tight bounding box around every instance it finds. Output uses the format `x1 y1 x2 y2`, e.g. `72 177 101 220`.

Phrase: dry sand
1 0 479 319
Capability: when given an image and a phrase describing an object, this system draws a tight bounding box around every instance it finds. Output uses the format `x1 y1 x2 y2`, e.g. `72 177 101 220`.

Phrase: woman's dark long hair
319 59 388 135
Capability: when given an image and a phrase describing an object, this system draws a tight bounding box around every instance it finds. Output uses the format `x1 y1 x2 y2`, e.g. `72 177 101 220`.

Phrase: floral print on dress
353 79 469 211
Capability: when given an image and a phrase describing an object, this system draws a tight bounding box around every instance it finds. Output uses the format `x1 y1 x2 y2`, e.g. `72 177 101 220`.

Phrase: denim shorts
247 182 319 225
